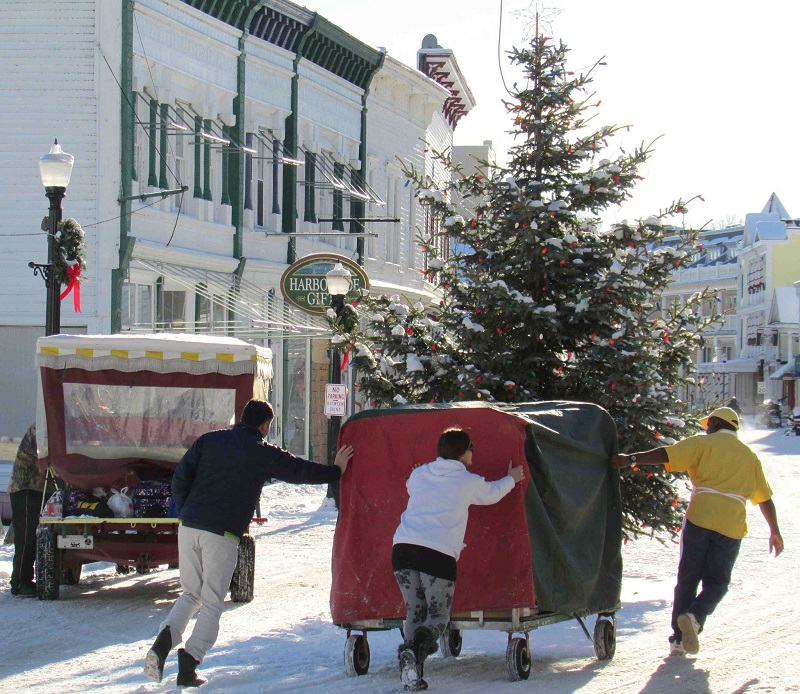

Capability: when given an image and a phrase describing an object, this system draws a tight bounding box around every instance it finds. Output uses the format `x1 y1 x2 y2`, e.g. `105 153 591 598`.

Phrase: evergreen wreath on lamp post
52 218 87 286
52 217 87 314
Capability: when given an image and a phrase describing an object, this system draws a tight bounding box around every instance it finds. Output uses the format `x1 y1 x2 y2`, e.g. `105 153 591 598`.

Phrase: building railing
674 264 738 284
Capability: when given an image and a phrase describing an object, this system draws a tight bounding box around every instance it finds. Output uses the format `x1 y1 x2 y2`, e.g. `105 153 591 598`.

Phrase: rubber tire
344 634 370 677
506 637 530 681
440 625 463 658
230 534 255 603
593 618 616 660
61 563 82 585
35 525 60 600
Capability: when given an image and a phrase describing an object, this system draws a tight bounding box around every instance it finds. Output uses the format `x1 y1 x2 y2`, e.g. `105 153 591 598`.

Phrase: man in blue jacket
144 399 353 687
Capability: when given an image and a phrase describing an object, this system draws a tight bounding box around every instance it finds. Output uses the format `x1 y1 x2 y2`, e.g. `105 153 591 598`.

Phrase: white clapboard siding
0 0 99 325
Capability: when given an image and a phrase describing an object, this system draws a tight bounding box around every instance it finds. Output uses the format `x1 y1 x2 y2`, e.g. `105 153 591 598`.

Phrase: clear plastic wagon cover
60 383 236 461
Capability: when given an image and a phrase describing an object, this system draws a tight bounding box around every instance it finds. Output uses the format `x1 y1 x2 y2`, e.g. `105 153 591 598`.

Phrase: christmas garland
53 218 87 286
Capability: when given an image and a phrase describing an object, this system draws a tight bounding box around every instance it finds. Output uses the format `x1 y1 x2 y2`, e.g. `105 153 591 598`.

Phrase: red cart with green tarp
34 333 273 601
331 401 622 681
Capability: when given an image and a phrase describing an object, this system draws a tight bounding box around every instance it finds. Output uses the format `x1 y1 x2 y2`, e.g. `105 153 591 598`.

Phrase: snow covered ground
1 424 798 693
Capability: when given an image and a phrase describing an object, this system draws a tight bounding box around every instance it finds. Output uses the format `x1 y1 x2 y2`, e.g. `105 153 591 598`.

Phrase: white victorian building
1 0 477 458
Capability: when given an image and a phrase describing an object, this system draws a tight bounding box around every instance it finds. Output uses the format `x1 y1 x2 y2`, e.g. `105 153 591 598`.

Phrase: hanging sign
280 253 369 316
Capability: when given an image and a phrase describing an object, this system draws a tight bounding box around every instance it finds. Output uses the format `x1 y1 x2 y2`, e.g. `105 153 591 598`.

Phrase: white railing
673 264 738 284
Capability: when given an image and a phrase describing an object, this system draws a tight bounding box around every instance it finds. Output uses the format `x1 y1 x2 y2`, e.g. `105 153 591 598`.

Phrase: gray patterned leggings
394 569 455 645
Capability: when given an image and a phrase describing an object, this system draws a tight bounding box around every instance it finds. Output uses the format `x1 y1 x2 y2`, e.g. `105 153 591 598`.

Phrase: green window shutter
304 152 316 223
221 125 231 206
193 116 203 198
159 103 169 189
203 119 212 201
271 138 281 214
131 91 138 182
333 163 344 231
244 132 253 211
148 99 158 187
350 169 364 235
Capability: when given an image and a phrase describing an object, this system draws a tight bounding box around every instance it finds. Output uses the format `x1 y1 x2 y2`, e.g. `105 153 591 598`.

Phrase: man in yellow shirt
611 407 783 657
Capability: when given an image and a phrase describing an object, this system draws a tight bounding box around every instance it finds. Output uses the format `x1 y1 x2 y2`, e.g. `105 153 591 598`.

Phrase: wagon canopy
36 333 272 488
331 401 621 624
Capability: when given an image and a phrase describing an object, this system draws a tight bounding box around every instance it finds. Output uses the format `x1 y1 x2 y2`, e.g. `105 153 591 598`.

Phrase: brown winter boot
412 625 439 662
176 648 206 687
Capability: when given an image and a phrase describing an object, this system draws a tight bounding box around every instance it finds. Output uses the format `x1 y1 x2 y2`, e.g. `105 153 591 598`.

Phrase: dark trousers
10 489 43 591
671 519 741 640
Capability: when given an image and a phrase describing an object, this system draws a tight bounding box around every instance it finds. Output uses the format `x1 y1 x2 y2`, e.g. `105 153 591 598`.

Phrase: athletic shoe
677 613 701 655
669 640 685 656
399 647 421 689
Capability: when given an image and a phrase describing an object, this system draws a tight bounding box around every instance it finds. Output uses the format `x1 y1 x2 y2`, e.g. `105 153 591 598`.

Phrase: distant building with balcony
660 194 800 415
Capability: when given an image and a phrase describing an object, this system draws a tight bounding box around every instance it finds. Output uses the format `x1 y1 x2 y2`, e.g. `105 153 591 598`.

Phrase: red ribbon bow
60 262 81 313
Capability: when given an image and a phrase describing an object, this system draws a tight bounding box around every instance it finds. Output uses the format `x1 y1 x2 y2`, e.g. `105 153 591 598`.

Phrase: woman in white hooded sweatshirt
392 427 525 691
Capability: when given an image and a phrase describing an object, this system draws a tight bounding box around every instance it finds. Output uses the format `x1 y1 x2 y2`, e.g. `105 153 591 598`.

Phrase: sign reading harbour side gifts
280 253 369 316
325 384 347 416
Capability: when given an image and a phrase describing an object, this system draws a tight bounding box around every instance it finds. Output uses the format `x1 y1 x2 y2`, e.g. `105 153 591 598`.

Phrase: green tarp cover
507 401 622 614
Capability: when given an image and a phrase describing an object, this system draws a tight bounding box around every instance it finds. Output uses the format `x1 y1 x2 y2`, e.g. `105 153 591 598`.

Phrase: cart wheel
35 526 60 600
344 633 370 677
440 625 463 658
593 617 616 660
506 636 530 681
230 534 255 603
61 563 82 585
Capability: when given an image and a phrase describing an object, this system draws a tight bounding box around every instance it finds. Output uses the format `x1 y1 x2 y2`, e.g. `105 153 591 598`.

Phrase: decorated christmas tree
334 35 722 539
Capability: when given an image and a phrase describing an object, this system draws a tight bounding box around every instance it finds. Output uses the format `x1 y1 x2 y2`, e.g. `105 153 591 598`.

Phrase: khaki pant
161 525 240 662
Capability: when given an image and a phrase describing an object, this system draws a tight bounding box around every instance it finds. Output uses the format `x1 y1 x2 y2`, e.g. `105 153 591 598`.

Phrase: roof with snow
761 192 790 219
769 286 800 324
753 220 789 241
743 210 786 246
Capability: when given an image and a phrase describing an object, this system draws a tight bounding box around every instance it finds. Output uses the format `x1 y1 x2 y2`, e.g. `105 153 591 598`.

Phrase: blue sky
302 0 800 230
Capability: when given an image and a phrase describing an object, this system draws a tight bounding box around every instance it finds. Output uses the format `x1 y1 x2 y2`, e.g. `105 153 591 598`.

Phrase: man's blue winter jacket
172 422 340 537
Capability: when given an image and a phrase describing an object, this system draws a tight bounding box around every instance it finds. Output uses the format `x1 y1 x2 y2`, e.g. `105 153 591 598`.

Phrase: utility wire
3 197 170 239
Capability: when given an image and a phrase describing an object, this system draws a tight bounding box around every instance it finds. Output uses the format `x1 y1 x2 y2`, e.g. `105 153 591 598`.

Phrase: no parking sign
325 384 347 416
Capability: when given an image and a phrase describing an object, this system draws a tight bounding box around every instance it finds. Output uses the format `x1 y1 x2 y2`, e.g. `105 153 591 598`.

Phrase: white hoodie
392 457 516 560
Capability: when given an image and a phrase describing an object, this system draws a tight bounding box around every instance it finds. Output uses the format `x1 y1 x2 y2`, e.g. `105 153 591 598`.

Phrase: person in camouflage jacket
9 424 44 597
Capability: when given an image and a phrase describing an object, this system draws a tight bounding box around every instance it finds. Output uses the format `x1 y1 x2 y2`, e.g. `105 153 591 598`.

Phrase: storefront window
121 282 153 330
285 338 308 456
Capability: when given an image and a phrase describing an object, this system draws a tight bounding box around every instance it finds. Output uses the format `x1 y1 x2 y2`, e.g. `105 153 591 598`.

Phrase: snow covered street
1 424 798 693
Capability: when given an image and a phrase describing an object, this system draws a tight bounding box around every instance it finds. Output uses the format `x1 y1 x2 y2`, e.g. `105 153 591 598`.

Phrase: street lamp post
34 140 74 336
325 262 352 507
